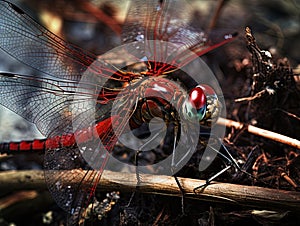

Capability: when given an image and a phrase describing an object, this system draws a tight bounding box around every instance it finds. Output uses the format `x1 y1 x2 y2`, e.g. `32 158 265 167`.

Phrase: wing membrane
0 1 129 82
122 0 236 68
0 72 129 136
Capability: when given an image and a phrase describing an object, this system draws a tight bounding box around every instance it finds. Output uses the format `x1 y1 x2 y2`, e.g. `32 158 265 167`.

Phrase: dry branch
217 117 300 149
1 170 300 212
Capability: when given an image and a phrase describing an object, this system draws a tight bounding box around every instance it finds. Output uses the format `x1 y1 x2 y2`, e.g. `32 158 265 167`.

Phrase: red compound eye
189 86 206 110
197 84 216 96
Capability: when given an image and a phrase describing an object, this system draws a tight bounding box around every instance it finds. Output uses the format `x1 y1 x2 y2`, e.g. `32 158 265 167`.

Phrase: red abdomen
0 134 76 154
0 117 115 154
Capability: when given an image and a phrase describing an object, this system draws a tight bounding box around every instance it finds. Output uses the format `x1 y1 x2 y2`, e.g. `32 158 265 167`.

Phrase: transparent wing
0 0 128 82
121 0 236 69
0 72 132 137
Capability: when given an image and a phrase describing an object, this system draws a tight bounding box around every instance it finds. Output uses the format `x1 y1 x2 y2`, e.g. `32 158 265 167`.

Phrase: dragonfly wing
122 0 208 63
122 0 206 49
44 86 140 220
0 1 130 82
122 0 236 67
0 1 97 81
44 146 109 224
0 72 115 137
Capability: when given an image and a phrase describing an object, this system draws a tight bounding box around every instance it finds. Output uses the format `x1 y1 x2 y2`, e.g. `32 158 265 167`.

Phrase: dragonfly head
183 84 221 127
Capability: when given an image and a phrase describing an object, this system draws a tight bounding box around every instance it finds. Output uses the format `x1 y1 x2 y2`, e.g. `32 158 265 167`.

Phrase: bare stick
79 1 122 35
1 170 300 212
217 117 300 149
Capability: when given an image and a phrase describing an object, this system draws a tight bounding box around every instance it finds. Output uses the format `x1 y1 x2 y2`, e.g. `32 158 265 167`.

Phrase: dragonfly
0 0 237 223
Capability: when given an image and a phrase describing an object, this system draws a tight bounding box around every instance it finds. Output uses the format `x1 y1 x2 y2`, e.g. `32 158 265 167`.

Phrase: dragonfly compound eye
197 84 221 128
183 84 221 127
183 86 207 122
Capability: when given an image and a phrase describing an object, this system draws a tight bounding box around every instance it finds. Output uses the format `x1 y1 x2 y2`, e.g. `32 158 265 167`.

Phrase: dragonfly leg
126 127 165 207
194 139 236 193
126 148 142 208
215 139 254 180
194 136 253 192
171 126 187 215
193 164 233 192
173 175 186 215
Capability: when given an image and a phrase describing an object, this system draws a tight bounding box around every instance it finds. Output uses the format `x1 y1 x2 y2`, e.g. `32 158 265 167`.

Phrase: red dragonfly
0 0 236 222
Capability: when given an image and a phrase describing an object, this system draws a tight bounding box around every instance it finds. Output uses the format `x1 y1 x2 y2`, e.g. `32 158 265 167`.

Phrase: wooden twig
79 1 122 35
217 117 300 149
208 0 227 32
1 170 300 212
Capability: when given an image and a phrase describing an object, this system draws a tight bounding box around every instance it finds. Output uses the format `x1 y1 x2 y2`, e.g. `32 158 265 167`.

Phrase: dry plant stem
0 190 38 209
79 1 122 35
1 170 300 212
207 0 227 32
217 117 300 149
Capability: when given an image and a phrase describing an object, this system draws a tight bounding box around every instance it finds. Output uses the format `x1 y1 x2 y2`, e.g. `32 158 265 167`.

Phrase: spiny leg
194 140 236 192
193 136 252 192
171 125 187 215
127 127 166 207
